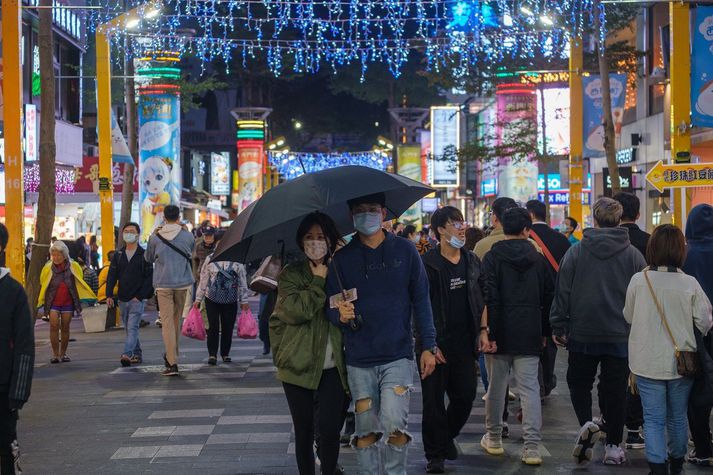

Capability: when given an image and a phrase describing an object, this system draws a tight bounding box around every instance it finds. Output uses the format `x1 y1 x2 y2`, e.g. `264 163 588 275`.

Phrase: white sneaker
603 444 626 465
522 446 543 465
480 434 504 456
572 421 601 464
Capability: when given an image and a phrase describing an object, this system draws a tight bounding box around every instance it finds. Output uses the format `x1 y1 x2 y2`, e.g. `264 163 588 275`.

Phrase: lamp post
95 1 161 265
568 37 584 238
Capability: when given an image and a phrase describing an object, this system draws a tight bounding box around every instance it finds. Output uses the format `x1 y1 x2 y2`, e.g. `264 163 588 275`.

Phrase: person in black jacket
479 207 554 466
420 206 484 474
0 223 34 475
614 192 650 257
106 222 154 367
526 200 570 398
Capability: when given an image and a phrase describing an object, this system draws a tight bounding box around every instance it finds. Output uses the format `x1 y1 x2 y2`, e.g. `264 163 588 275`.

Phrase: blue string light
268 151 389 180
88 0 593 78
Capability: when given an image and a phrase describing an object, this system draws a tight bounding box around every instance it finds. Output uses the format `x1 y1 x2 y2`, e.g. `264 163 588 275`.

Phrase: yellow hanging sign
646 161 713 193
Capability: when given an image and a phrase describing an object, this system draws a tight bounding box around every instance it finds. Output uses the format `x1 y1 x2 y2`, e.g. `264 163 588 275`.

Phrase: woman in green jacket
270 212 349 475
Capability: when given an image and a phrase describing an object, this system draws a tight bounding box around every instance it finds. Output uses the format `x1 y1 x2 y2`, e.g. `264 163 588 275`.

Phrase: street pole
568 37 584 238
670 2 691 230
96 27 115 266
2 0 25 280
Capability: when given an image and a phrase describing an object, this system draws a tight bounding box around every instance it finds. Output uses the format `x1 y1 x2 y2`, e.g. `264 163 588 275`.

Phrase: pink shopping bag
182 307 207 341
237 309 258 339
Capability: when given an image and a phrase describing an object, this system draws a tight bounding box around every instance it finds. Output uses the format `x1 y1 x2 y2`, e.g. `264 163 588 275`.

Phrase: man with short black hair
474 197 518 260
421 206 484 473
480 207 554 466
0 223 34 474
550 197 646 465
613 192 649 257
327 192 437 475
146 205 195 376
107 222 154 367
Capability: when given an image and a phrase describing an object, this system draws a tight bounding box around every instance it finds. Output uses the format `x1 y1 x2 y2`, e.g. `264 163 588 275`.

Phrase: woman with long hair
38 240 97 363
623 224 712 475
270 212 349 475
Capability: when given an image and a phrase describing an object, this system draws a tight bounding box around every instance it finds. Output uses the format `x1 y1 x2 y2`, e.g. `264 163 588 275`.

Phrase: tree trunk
26 0 57 318
595 0 621 195
118 57 137 248
539 87 551 222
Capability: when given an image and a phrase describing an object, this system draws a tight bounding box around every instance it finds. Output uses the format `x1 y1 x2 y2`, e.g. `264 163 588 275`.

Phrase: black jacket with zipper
0 270 34 410
106 246 154 302
482 239 555 356
418 247 485 356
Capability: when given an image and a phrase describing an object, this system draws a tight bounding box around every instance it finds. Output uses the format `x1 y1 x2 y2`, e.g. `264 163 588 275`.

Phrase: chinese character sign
396 145 423 229
237 142 263 212
582 74 627 158
430 107 459 187
138 93 181 243
692 6 713 127
211 152 231 196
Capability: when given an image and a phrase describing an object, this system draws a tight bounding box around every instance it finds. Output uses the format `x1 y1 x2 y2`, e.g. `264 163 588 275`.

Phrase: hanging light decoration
268 150 388 180
87 0 594 78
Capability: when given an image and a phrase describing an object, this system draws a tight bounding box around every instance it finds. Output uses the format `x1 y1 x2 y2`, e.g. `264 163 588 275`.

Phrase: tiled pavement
18 301 713 474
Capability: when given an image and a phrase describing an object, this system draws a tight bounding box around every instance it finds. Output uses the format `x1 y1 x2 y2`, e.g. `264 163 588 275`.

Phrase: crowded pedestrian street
13 301 710 475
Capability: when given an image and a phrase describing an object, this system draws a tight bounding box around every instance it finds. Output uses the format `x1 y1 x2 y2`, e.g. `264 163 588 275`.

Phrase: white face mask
123 232 138 244
304 240 329 261
410 234 421 244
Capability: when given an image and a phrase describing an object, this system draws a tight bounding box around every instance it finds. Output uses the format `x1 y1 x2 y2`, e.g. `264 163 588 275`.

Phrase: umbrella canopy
212 166 433 263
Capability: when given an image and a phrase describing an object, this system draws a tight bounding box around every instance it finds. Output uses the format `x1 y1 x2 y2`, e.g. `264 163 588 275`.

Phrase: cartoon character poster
582 74 627 158
396 145 423 229
138 92 181 243
237 142 263 212
692 6 713 128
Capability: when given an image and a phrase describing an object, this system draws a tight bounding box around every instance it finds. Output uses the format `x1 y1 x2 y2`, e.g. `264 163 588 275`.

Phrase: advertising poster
496 84 538 203
420 129 432 186
430 106 460 187
397 145 423 228
211 152 230 196
692 6 713 127
74 155 138 194
237 142 263 212
536 88 570 156
582 74 627 158
138 92 181 243
111 110 134 164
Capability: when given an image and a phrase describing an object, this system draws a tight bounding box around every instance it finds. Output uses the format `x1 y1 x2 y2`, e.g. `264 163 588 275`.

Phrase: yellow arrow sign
645 160 713 193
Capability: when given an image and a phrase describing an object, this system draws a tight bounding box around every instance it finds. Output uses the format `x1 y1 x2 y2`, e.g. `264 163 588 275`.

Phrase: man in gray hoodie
145 205 195 376
550 197 646 466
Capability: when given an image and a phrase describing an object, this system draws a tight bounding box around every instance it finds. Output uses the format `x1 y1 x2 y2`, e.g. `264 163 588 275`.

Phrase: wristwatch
479 326 490 334
428 345 439 355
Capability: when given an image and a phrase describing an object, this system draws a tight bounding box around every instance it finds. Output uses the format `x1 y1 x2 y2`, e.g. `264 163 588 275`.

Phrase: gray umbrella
211 165 433 263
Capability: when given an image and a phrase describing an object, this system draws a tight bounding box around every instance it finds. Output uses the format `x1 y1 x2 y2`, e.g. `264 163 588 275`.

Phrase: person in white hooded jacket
194 253 250 365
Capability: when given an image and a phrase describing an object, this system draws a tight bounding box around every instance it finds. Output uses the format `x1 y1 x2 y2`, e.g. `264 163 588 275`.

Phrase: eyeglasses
448 221 469 230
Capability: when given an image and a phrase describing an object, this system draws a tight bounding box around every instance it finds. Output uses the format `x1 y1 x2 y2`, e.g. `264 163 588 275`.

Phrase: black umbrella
212 166 433 263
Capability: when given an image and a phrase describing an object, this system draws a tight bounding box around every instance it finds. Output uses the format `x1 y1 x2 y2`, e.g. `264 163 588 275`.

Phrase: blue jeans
637 375 693 464
118 300 144 358
347 358 414 475
479 353 489 392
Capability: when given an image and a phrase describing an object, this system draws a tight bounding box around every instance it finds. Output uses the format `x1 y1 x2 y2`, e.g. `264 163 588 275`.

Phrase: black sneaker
502 423 510 439
120 355 131 367
163 353 170 368
625 430 645 449
445 439 459 460
426 458 445 474
162 364 179 376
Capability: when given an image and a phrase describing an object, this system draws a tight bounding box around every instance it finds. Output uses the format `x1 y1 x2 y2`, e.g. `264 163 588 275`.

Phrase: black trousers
540 339 558 396
283 368 347 475
596 378 643 431
567 351 629 446
420 352 477 461
0 393 18 475
688 404 713 458
204 299 238 358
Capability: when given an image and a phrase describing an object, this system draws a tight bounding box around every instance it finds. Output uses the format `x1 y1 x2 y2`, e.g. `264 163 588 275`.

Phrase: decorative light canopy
24 164 76 194
268 151 388 179
89 0 596 78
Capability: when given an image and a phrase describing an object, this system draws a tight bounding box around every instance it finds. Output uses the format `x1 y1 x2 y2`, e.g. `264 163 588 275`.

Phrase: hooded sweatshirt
550 227 647 345
0 268 34 409
145 223 195 289
683 204 713 302
482 239 554 355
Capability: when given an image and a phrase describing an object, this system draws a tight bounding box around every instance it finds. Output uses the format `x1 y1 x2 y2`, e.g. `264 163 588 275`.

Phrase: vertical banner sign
138 92 181 243
582 74 627 158
496 84 538 203
111 110 134 164
24 104 37 161
420 130 432 186
237 141 263 212
692 6 713 127
231 170 240 210
397 145 423 228
430 106 460 187
210 152 230 196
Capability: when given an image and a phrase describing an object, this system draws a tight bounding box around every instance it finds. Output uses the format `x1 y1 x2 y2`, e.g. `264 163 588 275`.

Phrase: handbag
644 270 700 378
237 308 258 339
249 255 282 293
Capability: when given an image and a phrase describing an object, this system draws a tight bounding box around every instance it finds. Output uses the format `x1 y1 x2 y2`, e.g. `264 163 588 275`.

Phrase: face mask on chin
447 233 466 249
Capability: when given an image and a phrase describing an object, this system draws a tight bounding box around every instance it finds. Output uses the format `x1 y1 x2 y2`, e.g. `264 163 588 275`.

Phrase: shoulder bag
155 233 192 264
529 228 559 272
644 270 700 378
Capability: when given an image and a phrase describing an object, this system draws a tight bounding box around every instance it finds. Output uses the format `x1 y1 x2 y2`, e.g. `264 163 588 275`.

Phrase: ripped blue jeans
347 358 414 475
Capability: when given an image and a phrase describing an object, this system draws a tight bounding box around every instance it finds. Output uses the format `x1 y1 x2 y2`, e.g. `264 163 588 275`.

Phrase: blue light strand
268 151 389 179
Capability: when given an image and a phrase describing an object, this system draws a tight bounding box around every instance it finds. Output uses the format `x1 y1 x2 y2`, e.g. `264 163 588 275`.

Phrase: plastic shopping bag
237 309 258 339
182 307 207 341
